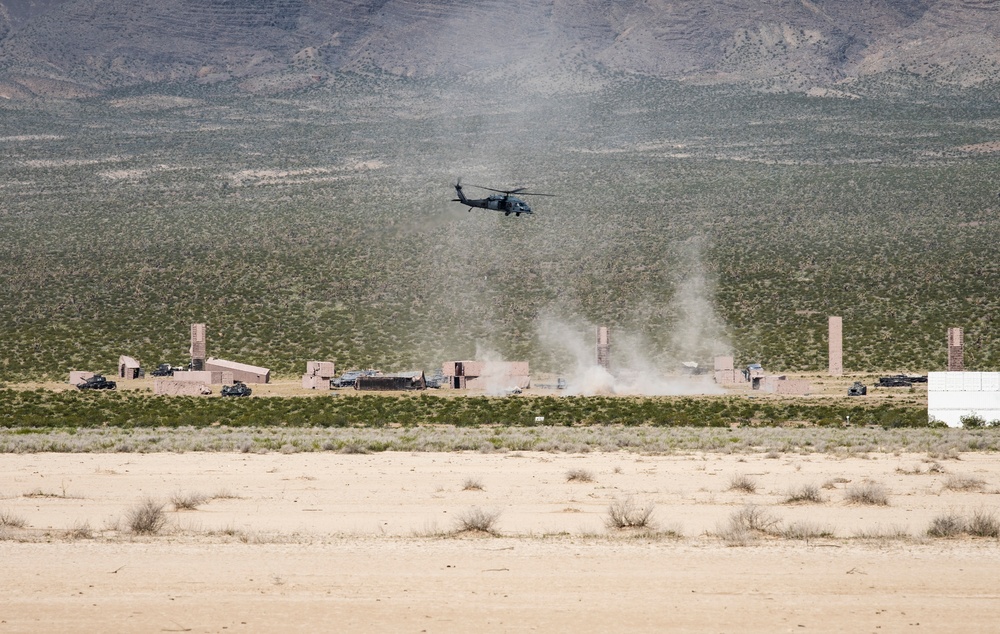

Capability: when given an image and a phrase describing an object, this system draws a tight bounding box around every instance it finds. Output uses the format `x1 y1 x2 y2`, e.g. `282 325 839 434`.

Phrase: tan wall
173 370 220 384
302 374 331 390
714 369 737 385
773 380 811 395
714 356 734 372
154 379 212 396
69 371 95 385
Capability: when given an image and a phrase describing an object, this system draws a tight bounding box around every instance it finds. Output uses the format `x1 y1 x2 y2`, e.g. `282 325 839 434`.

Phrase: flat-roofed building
118 355 142 380
205 357 270 384
442 360 530 390
928 371 1000 427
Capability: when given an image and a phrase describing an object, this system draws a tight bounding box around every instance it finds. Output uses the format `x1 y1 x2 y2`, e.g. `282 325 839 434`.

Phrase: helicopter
452 180 554 217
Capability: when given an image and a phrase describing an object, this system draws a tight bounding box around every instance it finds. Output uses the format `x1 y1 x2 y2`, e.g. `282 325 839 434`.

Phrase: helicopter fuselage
453 183 533 216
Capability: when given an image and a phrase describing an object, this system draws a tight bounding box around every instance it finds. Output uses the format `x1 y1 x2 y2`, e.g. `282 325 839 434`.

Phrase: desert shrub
0 509 27 528
967 509 1000 538
454 507 501 535
784 484 823 504
927 513 965 538
728 505 781 534
845 481 889 506
127 498 167 535
942 474 986 492
959 413 987 429
606 497 655 529
566 469 595 483
728 474 757 493
171 491 207 511
461 477 484 491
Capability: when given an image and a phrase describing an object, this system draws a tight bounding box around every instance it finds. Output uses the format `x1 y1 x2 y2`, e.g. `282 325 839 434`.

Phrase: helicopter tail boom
453 181 469 204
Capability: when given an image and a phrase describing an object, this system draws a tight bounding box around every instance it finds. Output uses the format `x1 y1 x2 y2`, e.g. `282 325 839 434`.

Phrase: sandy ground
3 451 999 632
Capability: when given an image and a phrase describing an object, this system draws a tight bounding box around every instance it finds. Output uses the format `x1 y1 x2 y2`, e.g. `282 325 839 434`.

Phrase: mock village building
205 357 271 384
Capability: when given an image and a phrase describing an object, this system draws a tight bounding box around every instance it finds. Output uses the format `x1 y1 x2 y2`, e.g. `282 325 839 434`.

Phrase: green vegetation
1 72 999 381
0 389 928 429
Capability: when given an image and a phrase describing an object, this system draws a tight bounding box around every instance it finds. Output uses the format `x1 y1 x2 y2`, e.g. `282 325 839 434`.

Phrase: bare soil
3 451 998 632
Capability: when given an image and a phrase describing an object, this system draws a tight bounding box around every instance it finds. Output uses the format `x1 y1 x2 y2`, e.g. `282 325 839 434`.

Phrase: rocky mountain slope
1 0 999 97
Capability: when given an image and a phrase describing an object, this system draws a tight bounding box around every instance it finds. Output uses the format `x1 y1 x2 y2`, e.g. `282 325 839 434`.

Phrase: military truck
221 381 252 397
150 363 176 377
77 375 117 390
847 382 867 396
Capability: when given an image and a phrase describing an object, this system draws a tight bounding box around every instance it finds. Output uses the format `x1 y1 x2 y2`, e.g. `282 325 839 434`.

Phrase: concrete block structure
713 356 736 385
206 358 270 384
948 327 964 372
302 361 336 390
69 371 95 385
155 379 212 396
191 323 207 371
356 372 426 391
173 370 229 385
756 375 811 395
928 371 1000 427
306 361 336 378
442 361 530 390
828 316 843 376
302 375 330 390
118 355 142 380
597 326 611 371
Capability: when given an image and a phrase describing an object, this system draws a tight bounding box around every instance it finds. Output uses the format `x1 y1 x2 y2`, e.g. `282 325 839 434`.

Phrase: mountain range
1 0 1000 98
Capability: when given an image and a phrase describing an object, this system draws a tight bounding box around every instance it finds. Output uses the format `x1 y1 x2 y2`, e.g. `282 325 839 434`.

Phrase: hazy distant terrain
2 0 1000 98
1 70 998 380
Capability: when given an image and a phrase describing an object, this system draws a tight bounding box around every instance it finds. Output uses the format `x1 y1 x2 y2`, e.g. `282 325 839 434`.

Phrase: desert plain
3 448 1000 633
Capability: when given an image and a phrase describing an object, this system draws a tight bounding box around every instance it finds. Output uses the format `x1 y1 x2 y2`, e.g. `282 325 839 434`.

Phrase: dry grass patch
967 509 1000 538
782 521 835 540
927 513 965 538
461 477 484 491
454 507 501 535
171 491 208 511
822 477 850 490
845 481 890 506
566 469 595 483
942 474 986 492
64 521 93 540
717 505 781 546
853 524 911 541
127 498 167 535
784 483 823 504
727 474 757 494
606 497 655 530
0 509 27 528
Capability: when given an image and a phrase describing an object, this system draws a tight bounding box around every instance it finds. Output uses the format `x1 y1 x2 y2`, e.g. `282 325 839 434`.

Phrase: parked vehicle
77 375 117 390
150 363 176 377
221 381 252 397
848 381 867 396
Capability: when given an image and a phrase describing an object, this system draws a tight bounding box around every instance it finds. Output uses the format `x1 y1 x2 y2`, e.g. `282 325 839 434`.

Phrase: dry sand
3 451 999 632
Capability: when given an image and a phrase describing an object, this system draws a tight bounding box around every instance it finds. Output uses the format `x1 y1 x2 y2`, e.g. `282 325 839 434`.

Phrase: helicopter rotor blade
468 184 556 197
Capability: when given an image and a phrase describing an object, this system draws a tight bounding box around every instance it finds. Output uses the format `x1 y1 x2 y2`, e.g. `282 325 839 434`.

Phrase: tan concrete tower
948 327 964 371
597 326 610 372
828 316 843 376
191 323 206 371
